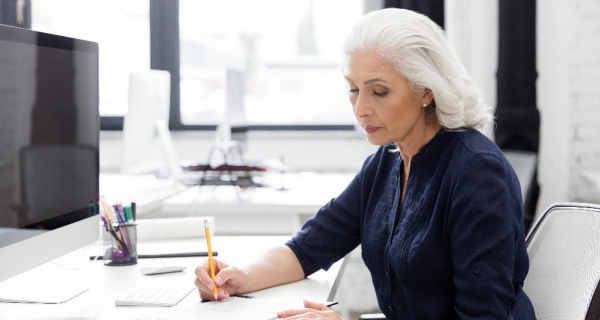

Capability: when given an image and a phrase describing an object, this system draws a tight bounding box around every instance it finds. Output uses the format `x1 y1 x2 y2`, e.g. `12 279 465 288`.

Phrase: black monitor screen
0 24 99 247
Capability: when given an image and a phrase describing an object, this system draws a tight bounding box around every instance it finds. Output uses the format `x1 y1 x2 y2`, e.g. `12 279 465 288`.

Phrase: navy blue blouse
286 130 536 319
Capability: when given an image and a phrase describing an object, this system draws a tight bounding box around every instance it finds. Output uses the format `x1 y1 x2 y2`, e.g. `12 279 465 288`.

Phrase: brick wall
567 0 600 203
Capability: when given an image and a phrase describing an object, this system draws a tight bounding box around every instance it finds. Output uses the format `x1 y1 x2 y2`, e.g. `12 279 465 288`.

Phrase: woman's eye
349 88 359 94
374 90 388 97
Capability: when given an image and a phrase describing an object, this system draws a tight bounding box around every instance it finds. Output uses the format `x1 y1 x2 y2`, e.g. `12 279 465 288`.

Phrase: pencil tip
214 294 218 300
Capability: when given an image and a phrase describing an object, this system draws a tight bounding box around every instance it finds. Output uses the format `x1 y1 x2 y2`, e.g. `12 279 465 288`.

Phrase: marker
204 220 218 300
131 202 137 221
123 205 133 222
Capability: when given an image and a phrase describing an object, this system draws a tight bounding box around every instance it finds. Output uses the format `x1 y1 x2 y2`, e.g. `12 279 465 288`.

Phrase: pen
131 202 137 221
204 219 218 300
111 203 130 248
113 204 123 223
116 203 126 223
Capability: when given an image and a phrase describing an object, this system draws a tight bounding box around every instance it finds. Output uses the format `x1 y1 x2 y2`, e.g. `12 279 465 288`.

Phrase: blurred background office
2 0 600 317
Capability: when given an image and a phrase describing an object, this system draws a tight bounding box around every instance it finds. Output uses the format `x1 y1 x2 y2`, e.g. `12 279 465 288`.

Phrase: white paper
148 296 307 320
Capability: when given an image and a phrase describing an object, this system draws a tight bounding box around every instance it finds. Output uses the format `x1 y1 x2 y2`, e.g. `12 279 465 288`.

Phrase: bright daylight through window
31 0 150 117
179 0 363 126
32 0 363 126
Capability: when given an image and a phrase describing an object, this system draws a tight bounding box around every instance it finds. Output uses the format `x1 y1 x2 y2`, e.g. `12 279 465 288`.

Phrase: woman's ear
422 88 434 106
423 88 433 98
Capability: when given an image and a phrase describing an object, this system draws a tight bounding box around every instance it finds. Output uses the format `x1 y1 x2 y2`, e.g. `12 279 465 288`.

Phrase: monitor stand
0 281 88 304
0 250 90 304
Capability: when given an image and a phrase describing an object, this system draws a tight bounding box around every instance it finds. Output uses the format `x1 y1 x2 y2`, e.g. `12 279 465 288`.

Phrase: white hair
342 8 493 130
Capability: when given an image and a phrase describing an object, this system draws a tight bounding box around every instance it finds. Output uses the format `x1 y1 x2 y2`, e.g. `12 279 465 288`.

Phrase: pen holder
103 223 138 266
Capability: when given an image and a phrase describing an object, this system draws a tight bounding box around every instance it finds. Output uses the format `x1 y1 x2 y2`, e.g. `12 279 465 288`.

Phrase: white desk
0 236 346 320
161 173 354 235
100 173 188 217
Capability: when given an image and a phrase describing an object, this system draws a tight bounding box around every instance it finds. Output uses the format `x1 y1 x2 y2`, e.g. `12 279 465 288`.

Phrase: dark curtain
0 0 31 28
150 0 180 128
496 0 539 231
384 0 445 29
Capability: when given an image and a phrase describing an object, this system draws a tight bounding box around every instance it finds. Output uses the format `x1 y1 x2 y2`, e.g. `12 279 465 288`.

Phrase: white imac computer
121 69 173 177
0 24 100 297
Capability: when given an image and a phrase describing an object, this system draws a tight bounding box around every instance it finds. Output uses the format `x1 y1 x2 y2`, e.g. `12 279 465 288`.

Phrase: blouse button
388 305 393 312
473 267 480 275
385 271 389 277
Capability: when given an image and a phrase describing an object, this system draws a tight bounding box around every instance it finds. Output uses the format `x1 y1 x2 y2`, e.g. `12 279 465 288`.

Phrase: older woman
195 8 536 319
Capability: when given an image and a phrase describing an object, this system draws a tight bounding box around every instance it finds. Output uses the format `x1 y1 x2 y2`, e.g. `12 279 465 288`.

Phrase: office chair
523 202 600 319
16 145 98 227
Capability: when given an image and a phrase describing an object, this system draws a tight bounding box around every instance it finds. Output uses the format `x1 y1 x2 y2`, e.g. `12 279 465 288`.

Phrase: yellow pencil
100 195 122 251
204 220 218 300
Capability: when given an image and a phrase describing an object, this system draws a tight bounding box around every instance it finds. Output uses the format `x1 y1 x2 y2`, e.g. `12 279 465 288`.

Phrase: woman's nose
354 95 371 119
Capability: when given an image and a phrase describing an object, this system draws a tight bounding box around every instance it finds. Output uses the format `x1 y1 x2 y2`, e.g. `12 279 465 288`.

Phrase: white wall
536 0 571 220
565 1 600 203
536 0 600 221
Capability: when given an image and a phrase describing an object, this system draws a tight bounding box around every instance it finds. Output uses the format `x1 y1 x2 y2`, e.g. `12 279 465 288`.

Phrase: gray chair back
524 202 600 319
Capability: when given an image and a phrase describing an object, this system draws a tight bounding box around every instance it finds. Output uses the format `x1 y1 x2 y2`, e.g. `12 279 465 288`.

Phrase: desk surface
162 173 354 214
0 236 345 320
160 173 354 235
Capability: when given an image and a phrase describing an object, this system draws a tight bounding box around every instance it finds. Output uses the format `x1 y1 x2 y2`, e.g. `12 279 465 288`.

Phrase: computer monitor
121 69 171 176
0 24 99 283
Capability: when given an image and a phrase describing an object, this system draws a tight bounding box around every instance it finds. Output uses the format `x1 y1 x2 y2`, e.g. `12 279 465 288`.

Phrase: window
31 0 150 117
178 0 363 126
30 0 364 130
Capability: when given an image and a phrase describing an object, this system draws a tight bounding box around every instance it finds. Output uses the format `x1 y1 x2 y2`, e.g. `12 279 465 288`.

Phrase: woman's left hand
276 300 344 319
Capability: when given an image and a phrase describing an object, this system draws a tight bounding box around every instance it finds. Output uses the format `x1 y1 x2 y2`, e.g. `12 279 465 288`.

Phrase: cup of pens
100 197 138 266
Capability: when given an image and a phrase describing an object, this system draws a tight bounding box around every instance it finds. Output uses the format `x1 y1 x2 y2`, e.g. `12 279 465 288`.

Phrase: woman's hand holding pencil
193 250 251 301
195 220 251 301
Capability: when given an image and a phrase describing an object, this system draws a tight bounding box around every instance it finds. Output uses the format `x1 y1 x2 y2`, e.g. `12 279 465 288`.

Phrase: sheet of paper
148 296 307 320
245 277 329 301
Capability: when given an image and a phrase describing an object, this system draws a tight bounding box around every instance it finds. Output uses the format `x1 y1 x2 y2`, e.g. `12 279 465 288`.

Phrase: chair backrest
503 149 538 230
524 202 600 319
503 150 537 204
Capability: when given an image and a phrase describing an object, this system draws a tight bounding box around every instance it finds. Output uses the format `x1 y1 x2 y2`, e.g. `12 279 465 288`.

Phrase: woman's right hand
194 258 249 301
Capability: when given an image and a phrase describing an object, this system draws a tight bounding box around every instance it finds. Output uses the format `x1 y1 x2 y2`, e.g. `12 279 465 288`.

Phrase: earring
422 103 428 107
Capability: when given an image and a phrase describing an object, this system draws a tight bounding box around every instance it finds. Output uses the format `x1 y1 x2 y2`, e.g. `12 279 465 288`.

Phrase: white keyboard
115 282 195 307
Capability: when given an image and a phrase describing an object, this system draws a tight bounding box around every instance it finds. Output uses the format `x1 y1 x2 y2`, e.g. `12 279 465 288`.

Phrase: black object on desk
90 251 217 260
